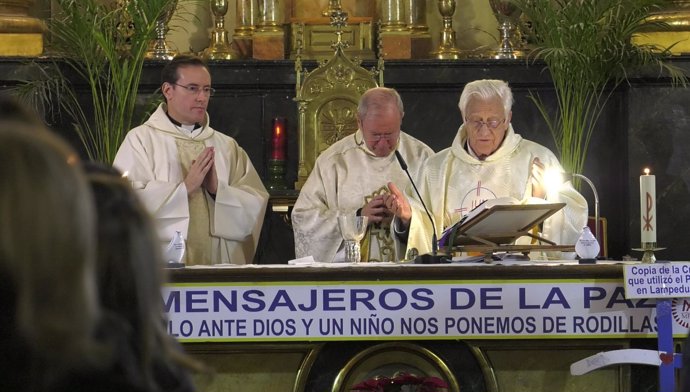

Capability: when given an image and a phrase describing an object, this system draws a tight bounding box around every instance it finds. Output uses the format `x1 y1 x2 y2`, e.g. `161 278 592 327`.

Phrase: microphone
394 151 447 264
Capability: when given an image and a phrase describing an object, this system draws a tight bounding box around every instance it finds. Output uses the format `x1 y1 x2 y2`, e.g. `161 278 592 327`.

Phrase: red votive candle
271 117 286 160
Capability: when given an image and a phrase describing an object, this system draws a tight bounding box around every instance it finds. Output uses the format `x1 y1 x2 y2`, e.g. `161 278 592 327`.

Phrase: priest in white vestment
292 87 434 263
386 79 588 259
114 55 268 265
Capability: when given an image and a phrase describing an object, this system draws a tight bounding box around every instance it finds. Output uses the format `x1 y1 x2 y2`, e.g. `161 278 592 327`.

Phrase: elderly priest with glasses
114 54 268 266
386 79 588 260
292 87 434 263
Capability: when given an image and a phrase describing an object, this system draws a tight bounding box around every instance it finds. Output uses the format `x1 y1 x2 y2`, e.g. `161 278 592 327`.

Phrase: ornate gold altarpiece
293 5 383 189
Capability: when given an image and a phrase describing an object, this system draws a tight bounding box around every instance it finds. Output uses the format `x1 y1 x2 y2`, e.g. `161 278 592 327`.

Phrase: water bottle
164 230 186 267
575 226 599 264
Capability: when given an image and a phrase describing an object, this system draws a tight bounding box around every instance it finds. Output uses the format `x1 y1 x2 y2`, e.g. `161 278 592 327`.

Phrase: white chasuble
114 104 269 265
399 124 588 260
292 131 434 263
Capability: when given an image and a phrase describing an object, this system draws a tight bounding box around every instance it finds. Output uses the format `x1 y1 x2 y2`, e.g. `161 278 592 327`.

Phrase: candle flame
643 168 650 175
275 126 281 136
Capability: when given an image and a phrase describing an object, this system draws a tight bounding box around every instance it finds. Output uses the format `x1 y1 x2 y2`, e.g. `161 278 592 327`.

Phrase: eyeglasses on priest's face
466 118 505 131
365 132 399 142
172 83 216 97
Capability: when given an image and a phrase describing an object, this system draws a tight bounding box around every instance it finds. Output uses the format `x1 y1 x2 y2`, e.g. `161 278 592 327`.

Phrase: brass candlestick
203 0 238 60
633 242 665 263
146 0 178 60
641 242 657 263
431 0 462 59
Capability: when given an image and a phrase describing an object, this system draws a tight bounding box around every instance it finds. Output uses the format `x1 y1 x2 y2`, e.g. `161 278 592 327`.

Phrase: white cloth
399 124 588 259
292 130 434 263
113 104 268 265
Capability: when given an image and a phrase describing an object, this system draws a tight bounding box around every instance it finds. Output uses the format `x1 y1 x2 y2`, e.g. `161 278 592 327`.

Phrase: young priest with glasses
114 54 268 265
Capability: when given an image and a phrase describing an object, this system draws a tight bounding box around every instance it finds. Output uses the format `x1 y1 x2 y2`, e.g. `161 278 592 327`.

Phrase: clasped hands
359 182 412 228
184 146 218 195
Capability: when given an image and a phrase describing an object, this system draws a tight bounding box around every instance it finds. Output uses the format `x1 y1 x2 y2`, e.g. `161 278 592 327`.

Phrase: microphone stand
394 151 449 264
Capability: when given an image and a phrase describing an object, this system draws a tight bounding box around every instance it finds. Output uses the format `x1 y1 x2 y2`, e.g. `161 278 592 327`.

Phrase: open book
438 197 565 249
462 197 523 224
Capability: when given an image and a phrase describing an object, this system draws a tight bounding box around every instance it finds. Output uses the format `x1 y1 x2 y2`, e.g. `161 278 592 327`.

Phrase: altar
168 261 684 392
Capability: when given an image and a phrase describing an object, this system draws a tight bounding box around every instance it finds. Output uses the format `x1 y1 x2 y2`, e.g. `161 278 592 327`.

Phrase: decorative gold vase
203 0 238 60
146 0 178 60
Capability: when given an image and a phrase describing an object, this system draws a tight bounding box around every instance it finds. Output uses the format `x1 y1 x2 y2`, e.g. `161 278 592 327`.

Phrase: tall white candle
640 168 656 243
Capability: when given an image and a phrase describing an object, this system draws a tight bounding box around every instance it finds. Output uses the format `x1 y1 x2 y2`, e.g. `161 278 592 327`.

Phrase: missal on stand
438 197 574 262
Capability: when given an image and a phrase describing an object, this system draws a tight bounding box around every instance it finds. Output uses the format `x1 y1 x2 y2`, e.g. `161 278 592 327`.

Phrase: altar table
167 261 687 392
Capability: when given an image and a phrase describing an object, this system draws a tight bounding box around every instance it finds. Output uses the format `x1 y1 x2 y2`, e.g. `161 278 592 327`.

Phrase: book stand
440 203 574 262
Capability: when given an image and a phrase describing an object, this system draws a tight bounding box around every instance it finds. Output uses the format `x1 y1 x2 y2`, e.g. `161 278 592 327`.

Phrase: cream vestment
399 124 588 259
292 130 434 263
114 104 268 265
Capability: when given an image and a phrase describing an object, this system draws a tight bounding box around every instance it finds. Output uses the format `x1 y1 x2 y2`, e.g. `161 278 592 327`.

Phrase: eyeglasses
365 132 399 142
466 118 505 130
172 83 215 97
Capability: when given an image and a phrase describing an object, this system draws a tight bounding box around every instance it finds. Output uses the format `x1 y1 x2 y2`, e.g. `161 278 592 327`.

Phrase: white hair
458 79 513 119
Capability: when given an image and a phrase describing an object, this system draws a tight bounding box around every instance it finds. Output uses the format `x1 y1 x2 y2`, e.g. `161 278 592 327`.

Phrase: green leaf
14 0 202 164
511 0 687 177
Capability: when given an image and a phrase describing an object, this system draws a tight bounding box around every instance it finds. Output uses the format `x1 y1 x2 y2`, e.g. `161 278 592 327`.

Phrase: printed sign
163 279 690 342
623 263 690 299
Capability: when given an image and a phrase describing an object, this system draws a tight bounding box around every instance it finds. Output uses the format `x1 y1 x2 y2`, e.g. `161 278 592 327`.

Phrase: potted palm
511 0 686 175
14 0 184 163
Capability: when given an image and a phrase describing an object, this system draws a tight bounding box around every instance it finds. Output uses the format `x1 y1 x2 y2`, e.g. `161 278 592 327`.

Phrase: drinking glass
338 215 368 263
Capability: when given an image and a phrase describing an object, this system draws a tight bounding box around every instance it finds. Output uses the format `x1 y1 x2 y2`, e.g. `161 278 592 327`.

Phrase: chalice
338 215 368 263
489 0 523 59
146 0 178 60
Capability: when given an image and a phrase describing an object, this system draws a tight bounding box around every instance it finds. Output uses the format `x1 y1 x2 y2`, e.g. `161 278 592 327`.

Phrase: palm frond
13 0 195 163
511 0 687 175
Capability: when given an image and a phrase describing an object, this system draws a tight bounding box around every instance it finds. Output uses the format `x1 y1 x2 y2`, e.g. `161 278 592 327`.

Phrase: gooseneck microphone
394 150 442 261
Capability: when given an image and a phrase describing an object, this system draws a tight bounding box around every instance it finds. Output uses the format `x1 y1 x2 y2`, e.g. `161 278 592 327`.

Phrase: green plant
512 0 686 176
13 0 182 163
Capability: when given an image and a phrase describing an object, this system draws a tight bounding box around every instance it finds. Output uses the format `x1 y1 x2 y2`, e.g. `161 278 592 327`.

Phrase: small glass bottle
165 230 186 267
575 226 599 264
